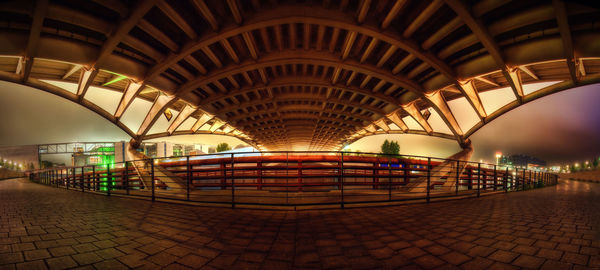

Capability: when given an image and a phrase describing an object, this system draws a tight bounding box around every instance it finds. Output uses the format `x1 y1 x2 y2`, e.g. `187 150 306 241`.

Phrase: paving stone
1 178 598 269
511 244 539 255
541 260 573 270
92 259 128 270
177 254 210 268
24 249 51 261
460 257 494 270
94 248 125 259
415 255 445 269
561 252 589 265
536 248 564 260
71 252 103 265
45 256 77 270
511 255 545 269
47 246 76 257
488 250 519 263
15 260 47 270
440 251 471 265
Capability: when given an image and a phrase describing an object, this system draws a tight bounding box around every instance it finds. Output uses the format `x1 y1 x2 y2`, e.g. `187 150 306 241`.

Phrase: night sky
470 83 600 165
0 81 599 165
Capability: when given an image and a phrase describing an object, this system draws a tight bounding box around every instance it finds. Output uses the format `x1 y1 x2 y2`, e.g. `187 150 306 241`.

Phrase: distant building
499 154 546 169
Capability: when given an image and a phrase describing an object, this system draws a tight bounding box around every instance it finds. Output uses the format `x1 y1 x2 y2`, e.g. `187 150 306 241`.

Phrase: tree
216 143 231 152
381 140 390 154
380 140 400 156
593 158 598 169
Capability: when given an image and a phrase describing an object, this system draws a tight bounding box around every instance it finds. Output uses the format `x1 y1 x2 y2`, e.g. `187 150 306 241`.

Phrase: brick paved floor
0 178 599 269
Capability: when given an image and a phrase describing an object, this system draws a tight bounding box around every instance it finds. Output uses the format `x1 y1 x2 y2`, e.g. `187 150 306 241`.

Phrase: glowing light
495 152 502 158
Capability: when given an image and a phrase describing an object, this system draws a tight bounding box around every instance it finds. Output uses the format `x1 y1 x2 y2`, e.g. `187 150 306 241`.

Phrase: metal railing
28 151 559 209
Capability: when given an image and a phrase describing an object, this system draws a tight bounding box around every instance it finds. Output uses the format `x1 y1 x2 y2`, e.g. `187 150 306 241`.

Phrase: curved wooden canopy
0 0 599 150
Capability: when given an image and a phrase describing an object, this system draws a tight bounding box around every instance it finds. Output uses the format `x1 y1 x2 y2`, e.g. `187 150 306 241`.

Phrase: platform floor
0 178 598 269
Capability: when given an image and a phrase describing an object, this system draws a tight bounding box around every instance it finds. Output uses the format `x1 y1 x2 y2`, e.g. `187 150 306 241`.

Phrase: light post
495 152 502 165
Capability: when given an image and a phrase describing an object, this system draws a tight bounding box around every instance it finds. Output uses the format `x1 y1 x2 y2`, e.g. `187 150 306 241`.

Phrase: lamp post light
495 152 502 165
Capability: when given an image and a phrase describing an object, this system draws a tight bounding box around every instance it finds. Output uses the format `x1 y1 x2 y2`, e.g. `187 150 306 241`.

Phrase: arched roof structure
0 0 599 150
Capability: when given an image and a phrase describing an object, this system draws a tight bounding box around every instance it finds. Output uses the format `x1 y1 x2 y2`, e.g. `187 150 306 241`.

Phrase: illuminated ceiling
0 0 598 150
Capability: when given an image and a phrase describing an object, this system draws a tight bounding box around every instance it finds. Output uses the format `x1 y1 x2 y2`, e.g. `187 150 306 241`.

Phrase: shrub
216 143 231 152
380 139 400 156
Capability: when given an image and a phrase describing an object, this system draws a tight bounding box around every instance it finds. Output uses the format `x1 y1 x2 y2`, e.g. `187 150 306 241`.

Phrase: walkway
0 178 598 269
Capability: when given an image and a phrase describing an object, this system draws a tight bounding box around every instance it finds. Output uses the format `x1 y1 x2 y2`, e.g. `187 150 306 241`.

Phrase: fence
29 151 559 209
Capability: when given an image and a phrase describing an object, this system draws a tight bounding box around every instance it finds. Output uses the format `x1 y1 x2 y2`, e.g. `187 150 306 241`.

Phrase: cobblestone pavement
1 178 599 270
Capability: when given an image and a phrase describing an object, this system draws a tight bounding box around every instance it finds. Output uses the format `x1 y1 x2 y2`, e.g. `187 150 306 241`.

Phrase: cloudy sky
469 83 600 164
0 80 599 165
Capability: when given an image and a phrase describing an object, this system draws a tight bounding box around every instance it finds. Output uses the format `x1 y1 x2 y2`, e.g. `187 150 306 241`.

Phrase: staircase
125 143 186 192
405 144 474 192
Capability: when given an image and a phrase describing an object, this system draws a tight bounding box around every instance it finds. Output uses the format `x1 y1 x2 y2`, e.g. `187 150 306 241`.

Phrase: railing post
388 157 392 201
426 157 431 203
66 168 70 190
504 167 508 192
151 159 155 202
106 165 111 196
468 167 473 190
493 165 497 191
125 162 129 195
298 160 303 192
81 167 84 192
522 169 526 191
477 163 481 198
231 153 235 209
220 162 226 190
403 161 409 185
257 161 262 190
373 162 379 189
529 170 532 188
455 160 460 195
186 156 190 201
340 152 345 208
92 165 96 191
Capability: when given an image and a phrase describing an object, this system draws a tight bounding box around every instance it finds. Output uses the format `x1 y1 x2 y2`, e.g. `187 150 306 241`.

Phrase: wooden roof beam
316 25 326 51
138 19 179 51
227 0 243 25
356 0 371 24
458 80 486 118
403 0 443 38
220 38 239 63
157 1 197 39
115 81 144 118
381 0 408 29
422 17 463 50
136 94 177 137
192 113 214 131
360 38 378 63
425 90 463 138
191 0 219 31
553 0 577 84
22 0 48 82
201 46 223 68
386 110 408 131
376 45 397 67
167 105 196 134
242 32 259 60
402 102 433 134
341 31 357 60
444 0 524 102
